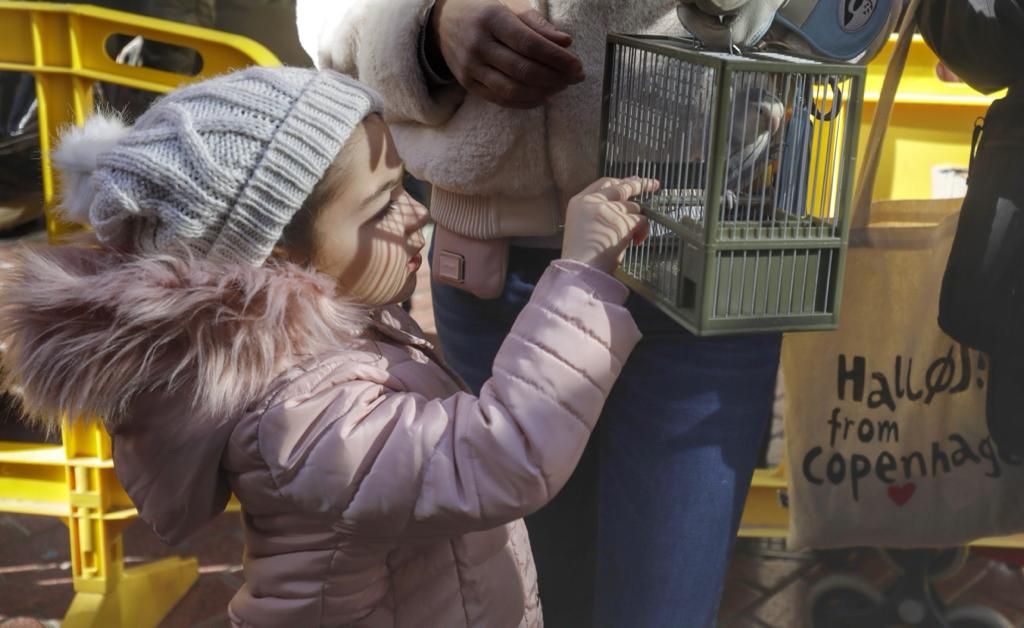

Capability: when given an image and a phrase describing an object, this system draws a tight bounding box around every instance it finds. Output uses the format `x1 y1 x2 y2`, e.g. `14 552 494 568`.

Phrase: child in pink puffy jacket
0 67 655 627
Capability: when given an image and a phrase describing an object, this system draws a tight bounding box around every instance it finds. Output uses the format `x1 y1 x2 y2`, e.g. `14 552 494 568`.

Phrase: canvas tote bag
783 0 1024 550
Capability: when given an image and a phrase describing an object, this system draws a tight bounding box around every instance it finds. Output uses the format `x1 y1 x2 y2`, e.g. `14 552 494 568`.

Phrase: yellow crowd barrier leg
34 71 90 240
63 557 199 628
739 462 791 539
0 4 279 624
60 420 199 627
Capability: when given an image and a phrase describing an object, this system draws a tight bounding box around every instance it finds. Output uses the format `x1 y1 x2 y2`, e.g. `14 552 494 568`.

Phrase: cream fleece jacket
296 0 687 240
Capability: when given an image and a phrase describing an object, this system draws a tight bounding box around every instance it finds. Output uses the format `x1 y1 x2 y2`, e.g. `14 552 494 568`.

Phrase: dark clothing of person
919 0 1024 456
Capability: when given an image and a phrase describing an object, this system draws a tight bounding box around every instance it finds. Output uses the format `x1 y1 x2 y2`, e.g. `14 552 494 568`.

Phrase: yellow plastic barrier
739 33 1024 549
860 33 1003 201
0 1 280 239
0 3 278 625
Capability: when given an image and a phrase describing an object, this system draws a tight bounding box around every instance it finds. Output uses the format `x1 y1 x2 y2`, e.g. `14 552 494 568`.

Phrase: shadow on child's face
309 114 429 307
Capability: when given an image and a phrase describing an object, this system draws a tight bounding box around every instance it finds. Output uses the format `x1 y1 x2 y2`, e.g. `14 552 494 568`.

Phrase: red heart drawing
888 483 917 506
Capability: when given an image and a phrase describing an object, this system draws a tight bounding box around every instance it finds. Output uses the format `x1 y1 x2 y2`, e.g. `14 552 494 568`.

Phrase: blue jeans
431 245 781 628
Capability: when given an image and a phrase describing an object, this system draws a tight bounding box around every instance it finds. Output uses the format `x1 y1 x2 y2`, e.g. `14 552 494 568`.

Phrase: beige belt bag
431 225 509 300
428 188 567 300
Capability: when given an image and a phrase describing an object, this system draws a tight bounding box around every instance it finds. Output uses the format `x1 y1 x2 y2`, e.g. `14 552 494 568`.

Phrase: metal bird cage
600 35 865 336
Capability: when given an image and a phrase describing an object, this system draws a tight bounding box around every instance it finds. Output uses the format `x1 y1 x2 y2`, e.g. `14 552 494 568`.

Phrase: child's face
309 115 429 307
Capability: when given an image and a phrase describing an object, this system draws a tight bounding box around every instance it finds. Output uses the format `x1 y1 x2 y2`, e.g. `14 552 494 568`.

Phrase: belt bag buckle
431 224 509 300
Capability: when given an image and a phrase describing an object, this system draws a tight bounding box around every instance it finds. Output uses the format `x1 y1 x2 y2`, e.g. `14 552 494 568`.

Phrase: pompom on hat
51 67 383 266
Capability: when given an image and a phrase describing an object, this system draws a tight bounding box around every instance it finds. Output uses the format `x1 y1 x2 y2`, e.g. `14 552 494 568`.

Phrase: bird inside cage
718 74 845 224
605 46 849 231
720 84 787 217
639 81 791 225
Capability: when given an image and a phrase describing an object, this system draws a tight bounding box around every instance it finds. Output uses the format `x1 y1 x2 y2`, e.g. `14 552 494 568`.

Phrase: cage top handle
851 0 923 230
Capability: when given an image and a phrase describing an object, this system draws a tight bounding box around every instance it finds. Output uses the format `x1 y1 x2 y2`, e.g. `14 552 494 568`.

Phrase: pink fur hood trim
0 243 370 431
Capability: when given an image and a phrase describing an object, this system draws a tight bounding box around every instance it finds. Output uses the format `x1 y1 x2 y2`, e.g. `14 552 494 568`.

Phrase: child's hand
429 0 585 109
562 177 659 273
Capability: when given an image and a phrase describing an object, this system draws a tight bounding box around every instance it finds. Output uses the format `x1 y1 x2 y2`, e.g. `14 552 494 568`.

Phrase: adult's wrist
421 0 456 85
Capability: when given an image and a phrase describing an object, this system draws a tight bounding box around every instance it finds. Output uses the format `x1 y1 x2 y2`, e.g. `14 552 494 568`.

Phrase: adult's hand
429 0 585 109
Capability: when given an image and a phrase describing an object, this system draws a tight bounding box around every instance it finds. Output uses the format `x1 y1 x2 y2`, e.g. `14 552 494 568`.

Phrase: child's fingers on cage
632 215 650 245
597 198 642 220
619 218 650 261
578 177 639 200
595 177 660 202
620 209 645 233
611 212 646 252
598 203 642 239
617 200 642 215
576 177 621 196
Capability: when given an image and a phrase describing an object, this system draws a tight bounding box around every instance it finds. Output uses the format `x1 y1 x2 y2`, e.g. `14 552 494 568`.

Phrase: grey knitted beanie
52 67 383 266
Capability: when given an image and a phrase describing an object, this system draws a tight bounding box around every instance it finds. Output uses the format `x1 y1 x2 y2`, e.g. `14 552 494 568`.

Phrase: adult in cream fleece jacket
296 2 787 626
297 0 783 240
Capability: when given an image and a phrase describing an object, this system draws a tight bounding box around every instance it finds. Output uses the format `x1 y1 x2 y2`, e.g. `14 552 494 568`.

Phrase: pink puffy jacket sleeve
250 260 641 537
403 260 640 533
